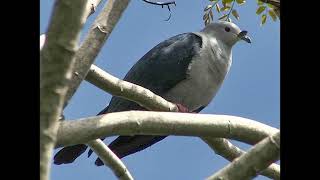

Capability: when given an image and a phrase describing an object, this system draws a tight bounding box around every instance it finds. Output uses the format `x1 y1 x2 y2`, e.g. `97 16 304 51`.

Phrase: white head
201 21 251 47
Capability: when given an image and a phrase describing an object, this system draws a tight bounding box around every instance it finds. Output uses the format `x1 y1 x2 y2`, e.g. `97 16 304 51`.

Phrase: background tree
40 0 280 180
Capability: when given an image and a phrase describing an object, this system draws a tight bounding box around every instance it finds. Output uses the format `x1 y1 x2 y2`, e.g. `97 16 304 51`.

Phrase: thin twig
142 0 176 21
87 139 134 180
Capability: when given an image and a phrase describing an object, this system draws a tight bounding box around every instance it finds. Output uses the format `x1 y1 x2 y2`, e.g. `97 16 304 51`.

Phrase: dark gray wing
103 33 203 113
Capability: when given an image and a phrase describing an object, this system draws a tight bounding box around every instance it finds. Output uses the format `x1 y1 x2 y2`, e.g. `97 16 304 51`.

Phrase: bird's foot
176 103 190 113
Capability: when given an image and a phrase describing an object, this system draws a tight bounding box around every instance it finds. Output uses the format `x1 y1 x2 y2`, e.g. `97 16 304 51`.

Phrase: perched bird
54 21 251 166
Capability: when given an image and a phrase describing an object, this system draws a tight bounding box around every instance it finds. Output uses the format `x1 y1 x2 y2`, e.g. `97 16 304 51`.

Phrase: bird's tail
53 144 88 165
94 135 167 166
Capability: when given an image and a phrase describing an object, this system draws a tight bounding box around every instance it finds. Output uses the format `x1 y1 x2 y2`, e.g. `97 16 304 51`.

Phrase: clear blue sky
41 0 279 179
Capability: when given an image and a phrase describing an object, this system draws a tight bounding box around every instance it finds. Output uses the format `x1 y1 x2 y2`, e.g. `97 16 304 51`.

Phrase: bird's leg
175 103 190 113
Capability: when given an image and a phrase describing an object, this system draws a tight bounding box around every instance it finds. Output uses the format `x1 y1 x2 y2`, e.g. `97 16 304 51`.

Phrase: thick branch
87 139 134 180
203 137 280 179
63 0 131 108
206 132 280 180
56 111 279 147
84 64 279 178
40 0 87 180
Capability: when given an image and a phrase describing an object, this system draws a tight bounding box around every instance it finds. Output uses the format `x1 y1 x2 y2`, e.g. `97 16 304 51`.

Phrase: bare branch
87 139 134 180
202 137 280 180
86 65 178 111
56 111 279 147
40 0 87 179
64 0 131 108
83 64 279 178
206 132 280 180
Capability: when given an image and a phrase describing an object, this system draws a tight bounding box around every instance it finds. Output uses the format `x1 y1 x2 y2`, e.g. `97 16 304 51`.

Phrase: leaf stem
226 0 236 21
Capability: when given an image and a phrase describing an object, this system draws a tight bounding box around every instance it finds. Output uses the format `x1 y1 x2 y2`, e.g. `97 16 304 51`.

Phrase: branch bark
40 0 87 179
83 64 280 179
206 132 280 180
87 139 134 180
203 137 280 179
86 65 178 111
63 0 131 108
56 111 279 147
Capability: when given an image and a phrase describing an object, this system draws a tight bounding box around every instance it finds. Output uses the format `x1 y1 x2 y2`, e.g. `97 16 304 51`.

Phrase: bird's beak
237 30 251 43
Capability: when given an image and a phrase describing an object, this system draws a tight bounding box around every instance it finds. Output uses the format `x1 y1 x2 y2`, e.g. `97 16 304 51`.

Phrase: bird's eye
225 27 230 32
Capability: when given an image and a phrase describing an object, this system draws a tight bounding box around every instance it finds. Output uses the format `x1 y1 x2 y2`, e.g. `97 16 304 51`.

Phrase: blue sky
41 0 279 179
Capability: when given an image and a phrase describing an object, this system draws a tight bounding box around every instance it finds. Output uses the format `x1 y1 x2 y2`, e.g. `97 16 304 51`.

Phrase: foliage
203 0 279 26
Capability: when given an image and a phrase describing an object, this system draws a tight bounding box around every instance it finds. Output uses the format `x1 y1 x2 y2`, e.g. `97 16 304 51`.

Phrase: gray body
54 21 250 166
163 32 231 111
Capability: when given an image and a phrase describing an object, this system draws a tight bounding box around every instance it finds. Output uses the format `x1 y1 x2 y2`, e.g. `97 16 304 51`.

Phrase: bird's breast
163 49 231 111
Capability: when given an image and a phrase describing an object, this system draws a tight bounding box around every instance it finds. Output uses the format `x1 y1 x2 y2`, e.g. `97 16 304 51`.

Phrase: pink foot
176 103 190 113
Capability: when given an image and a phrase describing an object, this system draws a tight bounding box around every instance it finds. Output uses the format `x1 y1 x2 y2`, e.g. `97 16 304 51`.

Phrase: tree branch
40 0 87 179
86 64 178 111
203 137 280 179
56 111 279 147
206 132 280 180
87 139 134 180
63 0 131 108
83 64 280 178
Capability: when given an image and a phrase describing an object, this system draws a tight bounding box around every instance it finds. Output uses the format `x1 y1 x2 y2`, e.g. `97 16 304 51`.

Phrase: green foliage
203 0 279 26
256 0 279 26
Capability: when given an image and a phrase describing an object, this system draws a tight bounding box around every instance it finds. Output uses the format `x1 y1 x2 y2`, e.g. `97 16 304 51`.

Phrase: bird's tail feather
95 135 167 166
53 144 87 165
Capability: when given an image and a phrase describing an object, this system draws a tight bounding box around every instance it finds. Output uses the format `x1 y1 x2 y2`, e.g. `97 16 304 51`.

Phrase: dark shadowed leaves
268 9 277 21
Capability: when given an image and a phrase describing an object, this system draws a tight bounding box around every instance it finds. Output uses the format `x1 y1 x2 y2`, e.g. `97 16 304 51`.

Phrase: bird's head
201 21 251 47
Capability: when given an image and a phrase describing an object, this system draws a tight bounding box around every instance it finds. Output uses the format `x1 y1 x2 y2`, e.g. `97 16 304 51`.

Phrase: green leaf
256 6 266 15
257 0 264 5
215 3 221 13
261 14 267 26
267 3 274 8
224 0 234 3
203 13 209 20
232 9 240 20
218 14 228 20
209 0 218 2
221 6 231 11
236 0 246 5
222 0 232 7
268 9 277 21
209 10 214 20
204 4 213 11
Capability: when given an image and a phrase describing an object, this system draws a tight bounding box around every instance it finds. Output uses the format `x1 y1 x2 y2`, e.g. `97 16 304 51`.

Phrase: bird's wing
106 33 203 113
